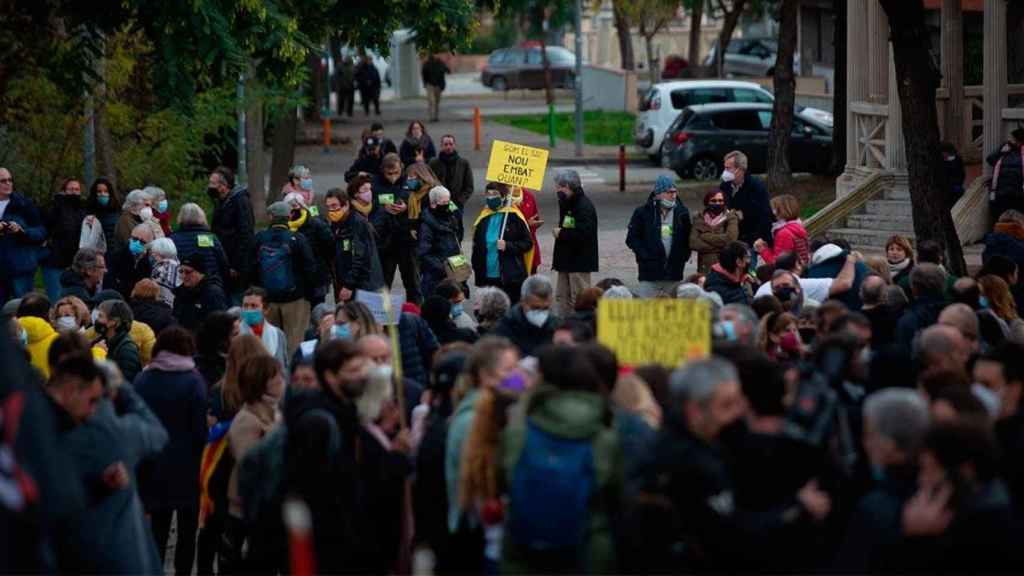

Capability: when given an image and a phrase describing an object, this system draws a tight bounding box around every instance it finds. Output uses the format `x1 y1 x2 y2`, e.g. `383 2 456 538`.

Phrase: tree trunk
716 0 748 77
689 0 705 68
880 0 965 275
541 34 554 105
613 4 636 70
269 107 297 203
767 0 798 194
645 33 660 83
246 73 267 224
830 0 848 174
308 53 323 122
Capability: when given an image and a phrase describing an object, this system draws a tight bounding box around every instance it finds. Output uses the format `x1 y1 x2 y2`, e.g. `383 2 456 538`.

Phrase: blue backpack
257 234 296 299
508 421 595 556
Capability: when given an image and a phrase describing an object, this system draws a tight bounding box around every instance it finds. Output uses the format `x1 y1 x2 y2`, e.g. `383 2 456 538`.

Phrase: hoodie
19 316 58 378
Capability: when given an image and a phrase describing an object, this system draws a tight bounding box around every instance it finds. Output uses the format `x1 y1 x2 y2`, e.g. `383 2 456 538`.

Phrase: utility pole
237 71 247 186
574 0 584 157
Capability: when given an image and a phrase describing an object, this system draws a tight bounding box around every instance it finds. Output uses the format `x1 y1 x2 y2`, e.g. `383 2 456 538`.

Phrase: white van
634 80 832 165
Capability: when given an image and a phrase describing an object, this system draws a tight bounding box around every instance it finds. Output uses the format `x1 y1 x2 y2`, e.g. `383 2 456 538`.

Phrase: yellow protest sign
484 139 550 190
597 299 711 367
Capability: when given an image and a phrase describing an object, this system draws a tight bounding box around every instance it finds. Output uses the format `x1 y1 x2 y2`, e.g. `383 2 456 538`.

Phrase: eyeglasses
0 178 12 184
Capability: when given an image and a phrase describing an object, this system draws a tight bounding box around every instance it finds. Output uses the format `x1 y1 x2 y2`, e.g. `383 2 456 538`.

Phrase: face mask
486 197 503 211
659 198 676 210
93 320 108 335
356 190 372 204
241 308 263 327
327 209 344 223
331 324 352 341
557 190 569 203
779 331 801 354
451 302 464 318
525 309 549 328
139 207 154 221
300 178 314 191
979 296 990 309
157 199 168 213
207 187 220 200
56 315 78 332
97 195 110 206
718 418 748 448
129 238 146 256
714 320 737 341
721 170 736 183
406 178 420 191
290 209 303 221
799 327 817 345
706 204 725 215
774 286 798 304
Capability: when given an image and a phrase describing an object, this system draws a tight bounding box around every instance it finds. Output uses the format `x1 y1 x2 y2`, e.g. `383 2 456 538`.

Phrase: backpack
258 233 296 299
508 421 595 562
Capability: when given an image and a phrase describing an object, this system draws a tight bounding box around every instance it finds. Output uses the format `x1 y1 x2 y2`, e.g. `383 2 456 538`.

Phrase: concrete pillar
846 0 869 169
867 0 889 104
886 51 906 169
941 0 964 150
983 0 1008 175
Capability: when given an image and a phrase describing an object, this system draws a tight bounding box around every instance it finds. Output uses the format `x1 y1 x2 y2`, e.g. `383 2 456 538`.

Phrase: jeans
0 273 35 306
42 266 64 302
151 507 199 576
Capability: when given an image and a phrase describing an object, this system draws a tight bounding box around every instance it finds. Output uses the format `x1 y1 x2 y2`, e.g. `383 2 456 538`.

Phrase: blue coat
170 224 231 286
133 362 208 510
398 312 439 386
0 192 46 275
626 195 692 282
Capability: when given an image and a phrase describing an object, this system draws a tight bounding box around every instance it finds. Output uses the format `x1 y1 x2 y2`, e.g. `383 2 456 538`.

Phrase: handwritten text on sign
597 299 711 367
355 290 404 326
484 140 550 190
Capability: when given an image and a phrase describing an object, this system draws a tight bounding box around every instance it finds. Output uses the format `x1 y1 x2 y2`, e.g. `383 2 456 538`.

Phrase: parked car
634 79 832 165
702 37 801 78
481 46 577 91
661 102 833 181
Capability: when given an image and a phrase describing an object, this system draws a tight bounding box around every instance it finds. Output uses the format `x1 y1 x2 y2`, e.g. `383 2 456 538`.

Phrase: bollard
473 107 481 151
284 498 316 576
322 117 331 153
619 144 626 192
548 104 557 148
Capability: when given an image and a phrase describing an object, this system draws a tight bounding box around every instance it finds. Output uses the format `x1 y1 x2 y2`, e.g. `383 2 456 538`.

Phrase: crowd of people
2 129 1024 575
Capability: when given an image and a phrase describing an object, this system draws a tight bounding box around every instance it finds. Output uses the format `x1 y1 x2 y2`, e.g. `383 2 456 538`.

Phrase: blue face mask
157 199 168 213
331 324 352 341
451 302 464 318
128 238 146 256
486 197 503 211
406 178 420 191
979 296 990 309
241 308 263 327
300 178 313 191
97 195 110 206
715 320 738 342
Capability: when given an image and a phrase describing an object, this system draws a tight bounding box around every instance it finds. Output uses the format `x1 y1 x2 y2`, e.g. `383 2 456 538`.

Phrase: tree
766 0 797 194
710 0 749 77
687 0 706 69
879 0 965 275
830 0 847 174
612 0 636 70
617 0 679 83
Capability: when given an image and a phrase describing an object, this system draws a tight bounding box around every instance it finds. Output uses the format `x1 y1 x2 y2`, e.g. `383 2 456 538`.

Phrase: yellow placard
597 299 711 367
484 139 550 190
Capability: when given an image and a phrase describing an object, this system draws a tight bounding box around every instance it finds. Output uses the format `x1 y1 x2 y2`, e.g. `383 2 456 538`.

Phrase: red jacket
758 220 809 265
516 188 542 273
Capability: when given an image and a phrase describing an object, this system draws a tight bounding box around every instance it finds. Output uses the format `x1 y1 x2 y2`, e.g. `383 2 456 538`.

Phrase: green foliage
491 111 636 146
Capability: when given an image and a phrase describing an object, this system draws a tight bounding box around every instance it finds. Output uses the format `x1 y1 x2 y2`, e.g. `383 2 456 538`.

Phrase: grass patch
490 110 635 147
792 175 838 220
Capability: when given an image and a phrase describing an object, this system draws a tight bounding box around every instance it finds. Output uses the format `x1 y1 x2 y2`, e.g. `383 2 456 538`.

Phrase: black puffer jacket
131 299 177 336
211 186 255 290
626 194 692 283
170 224 230 285
417 207 462 285
470 210 532 287
988 144 1024 199
42 194 87 269
294 213 336 300
370 175 411 253
552 190 599 273
332 213 385 293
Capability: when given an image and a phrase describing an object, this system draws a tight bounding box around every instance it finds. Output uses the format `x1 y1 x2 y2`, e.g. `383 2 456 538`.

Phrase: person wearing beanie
627 174 692 298
249 201 317 356
552 169 599 315
173 252 228 334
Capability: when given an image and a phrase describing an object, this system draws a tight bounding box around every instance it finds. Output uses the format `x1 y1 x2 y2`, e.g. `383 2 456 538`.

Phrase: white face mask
139 206 154 221
525 309 550 328
56 315 78 332
721 170 736 183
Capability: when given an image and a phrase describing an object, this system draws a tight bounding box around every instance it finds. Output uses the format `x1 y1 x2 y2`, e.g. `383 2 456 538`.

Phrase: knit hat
653 174 677 196
283 192 307 210
180 253 207 275
268 201 291 223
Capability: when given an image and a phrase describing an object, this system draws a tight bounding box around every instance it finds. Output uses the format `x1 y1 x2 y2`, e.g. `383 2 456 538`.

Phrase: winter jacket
134 352 208 511
446 388 481 531
84 321 155 366
0 192 45 276
41 194 87 269
60 269 101 307
501 384 622 574
421 57 450 90
430 153 474 207
471 208 533 288
107 245 153 298
704 263 752 305
344 152 384 183
239 320 290 374
107 328 142 382
212 186 255 291
553 190 599 273
722 175 772 246
690 210 739 273
892 296 946 357
398 312 440 386
130 298 176 337
354 61 382 94
249 225 317 303
19 316 58 379
88 207 120 252
805 251 870 311
293 213 335 301
332 212 385 293
400 134 437 167
758 220 809 265
492 304 558 356
834 467 919 572
228 402 278 518
169 224 231 286
983 223 1024 311
61 385 168 574
626 195 692 282
370 174 413 252
418 207 464 297
988 144 1024 199
173 277 228 333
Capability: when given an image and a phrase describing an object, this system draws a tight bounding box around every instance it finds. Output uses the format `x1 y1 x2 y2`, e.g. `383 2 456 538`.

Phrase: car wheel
691 156 721 181
648 153 661 166
491 76 508 92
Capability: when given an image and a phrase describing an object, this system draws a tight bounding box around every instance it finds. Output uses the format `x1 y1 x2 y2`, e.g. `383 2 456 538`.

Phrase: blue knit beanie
653 174 676 195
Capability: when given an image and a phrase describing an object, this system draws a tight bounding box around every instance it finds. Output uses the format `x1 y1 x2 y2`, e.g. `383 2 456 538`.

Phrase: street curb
547 156 649 167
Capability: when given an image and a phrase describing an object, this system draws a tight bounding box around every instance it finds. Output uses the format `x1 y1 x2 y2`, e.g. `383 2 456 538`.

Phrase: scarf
473 205 536 274
439 150 458 164
147 350 196 372
287 209 309 232
711 262 746 285
888 257 911 277
772 218 802 235
352 199 372 217
703 210 728 229
995 221 1024 241
992 146 1024 194
407 185 431 220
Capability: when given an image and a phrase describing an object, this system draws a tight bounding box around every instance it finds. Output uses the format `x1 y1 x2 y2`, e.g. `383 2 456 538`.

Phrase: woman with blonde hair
755 194 809 266
209 334 266 426
405 161 442 223
49 295 91 333
757 311 803 363
611 373 662 429
333 301 382 340
978 274 1024 341
130 278 175 336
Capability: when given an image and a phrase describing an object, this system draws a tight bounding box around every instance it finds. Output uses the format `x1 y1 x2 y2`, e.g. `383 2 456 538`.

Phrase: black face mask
718 418 749 449
557 190 570 203
774 286 798 304
706 204 725 215
799 327 817 345
207 187 220 200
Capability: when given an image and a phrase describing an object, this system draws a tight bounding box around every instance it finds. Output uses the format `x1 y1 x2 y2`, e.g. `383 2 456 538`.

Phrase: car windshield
546 48 575 63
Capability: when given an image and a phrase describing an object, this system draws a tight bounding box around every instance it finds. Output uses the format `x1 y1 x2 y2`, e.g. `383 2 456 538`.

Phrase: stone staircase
824 185 914 252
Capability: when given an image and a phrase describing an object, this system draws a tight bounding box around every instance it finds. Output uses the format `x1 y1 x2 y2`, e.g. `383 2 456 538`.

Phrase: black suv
662 103 833 180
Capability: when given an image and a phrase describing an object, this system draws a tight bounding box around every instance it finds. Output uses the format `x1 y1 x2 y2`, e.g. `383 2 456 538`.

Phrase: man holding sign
552 169 599 316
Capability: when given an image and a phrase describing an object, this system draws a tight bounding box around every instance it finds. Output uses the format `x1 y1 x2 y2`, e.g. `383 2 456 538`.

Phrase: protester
281 165 316 207
283 192 334 305
471 183 532 303
552 169 599 315
624 175 691 297
705 240 753 305
886 234 916 289
0 167 45 304
327 185 385 300
690 188 739 274
93 299 142 381
49 295 90 335
418 185 463 298
134 326 207 575
209 166 255 303
114 188 161 246
84 176 122 250
512 186 544 274
16 294 58 378
130 278 176 336
345 136 386 182
146 185 172 236
422 296 478 345
195 310 237 389
757 311 802 362
972 341 1024 511
335 55 356 117
238 287 290 373
860 275 897 350
41 178 87 301
474 286 511 335
147 237 180 306
170 202 230 287
107 222 154 298
421 54 450 122
173 253 228 334
355 53 382 116
374 154 422 304
400 120 437 166
435 279 478 331
429 134 474 209
988 127 1024 219
493 274 558 356
755 194 809 266
720 151 772 249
